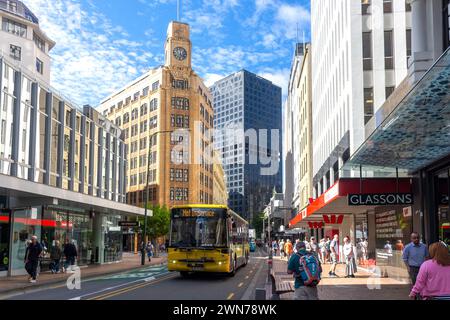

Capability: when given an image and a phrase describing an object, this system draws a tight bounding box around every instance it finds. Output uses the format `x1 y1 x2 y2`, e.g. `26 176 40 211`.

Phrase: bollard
255 288 266 300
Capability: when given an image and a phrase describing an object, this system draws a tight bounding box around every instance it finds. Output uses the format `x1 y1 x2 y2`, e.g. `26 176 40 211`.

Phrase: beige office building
213 152 228 206
283 43 313 214
98 21 215 208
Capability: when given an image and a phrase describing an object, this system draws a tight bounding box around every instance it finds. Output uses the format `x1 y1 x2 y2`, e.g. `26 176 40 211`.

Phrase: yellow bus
167 204 250 276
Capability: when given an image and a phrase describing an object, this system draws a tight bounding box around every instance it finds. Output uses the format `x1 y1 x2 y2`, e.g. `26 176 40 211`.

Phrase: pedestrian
343 236 356 278
24 235 42 283
279 239 285 258
287 241 321 300
360 238 368 265
285 239 293 260
396 239 404 252
402 232 429 286
325 236 331 263
329 234 339 277
63 239 78 273
146 241 154 262
309 237 319 256
272 240 278 256
49 240 62 274
319 238 326 264
409 242 450 300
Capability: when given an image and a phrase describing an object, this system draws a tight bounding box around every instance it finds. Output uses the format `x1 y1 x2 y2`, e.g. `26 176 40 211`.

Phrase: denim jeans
64 256 75 270
51 259 60 273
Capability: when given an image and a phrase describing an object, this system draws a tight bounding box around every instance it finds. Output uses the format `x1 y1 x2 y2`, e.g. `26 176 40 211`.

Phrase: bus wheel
180 271 189 277
229 257 237 277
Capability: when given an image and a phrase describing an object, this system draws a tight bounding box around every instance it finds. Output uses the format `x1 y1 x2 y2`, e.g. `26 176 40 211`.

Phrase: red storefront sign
289 178 412 228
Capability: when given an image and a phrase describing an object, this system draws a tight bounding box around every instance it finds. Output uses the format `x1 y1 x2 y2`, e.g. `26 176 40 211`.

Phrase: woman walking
409 242 450 300
343 236 357 278
145 241 154 262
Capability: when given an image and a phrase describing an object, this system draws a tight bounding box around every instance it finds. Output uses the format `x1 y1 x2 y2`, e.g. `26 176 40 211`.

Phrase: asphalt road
7 247 268 300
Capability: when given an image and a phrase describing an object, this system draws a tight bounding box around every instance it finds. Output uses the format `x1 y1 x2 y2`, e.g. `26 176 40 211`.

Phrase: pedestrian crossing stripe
100 266 168 280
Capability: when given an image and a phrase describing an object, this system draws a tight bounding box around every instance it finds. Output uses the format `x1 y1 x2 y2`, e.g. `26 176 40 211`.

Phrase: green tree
252 212 265 239
138 204 170 246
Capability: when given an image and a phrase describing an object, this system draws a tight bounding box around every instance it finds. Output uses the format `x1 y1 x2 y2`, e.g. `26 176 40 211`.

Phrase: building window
33 32 45 52
9 44 21 60
123 113 130 124
384 30 394 69
386 86 395 99
383 0 393 13
362 32 373 71
142 86 149 96
361 0 371 15
149 98 158 112
172 79 188 90
152 81 160 91
2 18 27 37
406 1 412 12
444 0 450 49
364 88 374 125
406 29 412 61
36 58 44 74
171 97 189 110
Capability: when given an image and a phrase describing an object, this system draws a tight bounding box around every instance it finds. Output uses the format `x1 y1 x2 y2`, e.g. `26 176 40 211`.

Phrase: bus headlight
218 262 222 265
172 260 177 264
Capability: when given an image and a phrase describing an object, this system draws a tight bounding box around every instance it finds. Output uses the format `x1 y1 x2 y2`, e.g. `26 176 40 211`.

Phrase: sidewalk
0 252 167 297
271 256 411 300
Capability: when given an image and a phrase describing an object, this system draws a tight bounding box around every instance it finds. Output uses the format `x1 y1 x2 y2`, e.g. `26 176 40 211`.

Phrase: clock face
173 47 187 61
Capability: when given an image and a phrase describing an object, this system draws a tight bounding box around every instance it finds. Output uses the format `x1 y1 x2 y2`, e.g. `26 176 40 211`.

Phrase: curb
0 259 168 300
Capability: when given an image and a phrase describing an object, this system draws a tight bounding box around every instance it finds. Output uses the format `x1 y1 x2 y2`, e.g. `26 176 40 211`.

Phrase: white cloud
203 73 226 87
26 0 157 107
257 68 290 97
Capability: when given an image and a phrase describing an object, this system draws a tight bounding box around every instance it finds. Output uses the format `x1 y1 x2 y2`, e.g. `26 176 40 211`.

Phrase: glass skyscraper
211 70 282 221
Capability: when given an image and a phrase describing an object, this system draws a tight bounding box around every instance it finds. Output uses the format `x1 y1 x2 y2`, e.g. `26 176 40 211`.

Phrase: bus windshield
170 208 228 248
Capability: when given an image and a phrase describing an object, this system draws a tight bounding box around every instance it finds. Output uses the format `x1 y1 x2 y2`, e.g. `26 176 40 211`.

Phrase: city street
6 248 268 301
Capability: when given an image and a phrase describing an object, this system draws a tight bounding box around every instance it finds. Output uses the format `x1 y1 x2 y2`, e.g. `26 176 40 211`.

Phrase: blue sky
27 0 311 106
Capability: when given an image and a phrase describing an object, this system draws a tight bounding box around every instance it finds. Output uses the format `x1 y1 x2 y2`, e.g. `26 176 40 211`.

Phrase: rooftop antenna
303 30 306 52
177 0 181 21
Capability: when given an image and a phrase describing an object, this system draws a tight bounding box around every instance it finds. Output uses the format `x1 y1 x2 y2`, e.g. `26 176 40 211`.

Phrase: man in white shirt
329 234 339 277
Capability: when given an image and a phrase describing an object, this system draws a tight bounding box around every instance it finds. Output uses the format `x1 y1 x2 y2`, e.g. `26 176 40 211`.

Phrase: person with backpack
287 241 322 300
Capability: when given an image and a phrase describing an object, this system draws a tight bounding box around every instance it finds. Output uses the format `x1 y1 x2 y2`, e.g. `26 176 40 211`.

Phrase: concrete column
68 109 76 190
79 116 86 193
28 82 38 181
43 93 52 185
411 0 428 53
10 71 22 177
330 166 335 186
56 101 64 188
323 174 328 192
93 213 104 264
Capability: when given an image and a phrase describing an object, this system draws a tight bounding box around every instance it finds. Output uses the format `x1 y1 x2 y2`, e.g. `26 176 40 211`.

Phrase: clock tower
164 21 192 70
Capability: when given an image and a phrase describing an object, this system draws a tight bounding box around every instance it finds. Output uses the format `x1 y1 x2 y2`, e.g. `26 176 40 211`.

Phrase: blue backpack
296 253 321 287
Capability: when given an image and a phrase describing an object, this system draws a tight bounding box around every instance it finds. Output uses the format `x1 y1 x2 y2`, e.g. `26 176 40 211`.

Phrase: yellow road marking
238 282 244 288
227 293 235 300
89 274 176 300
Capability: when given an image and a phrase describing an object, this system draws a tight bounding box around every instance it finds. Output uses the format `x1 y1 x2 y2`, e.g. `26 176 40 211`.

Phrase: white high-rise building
311 0 412 196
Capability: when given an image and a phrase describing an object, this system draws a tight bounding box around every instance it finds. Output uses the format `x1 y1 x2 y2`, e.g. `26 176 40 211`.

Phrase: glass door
435 167 450 247
0 210 10 273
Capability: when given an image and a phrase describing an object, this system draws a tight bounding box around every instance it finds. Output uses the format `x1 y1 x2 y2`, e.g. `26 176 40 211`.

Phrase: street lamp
141 129 173 266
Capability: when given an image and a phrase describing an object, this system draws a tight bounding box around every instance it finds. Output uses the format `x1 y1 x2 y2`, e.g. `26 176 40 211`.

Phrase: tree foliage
138 205 170 240
252 212 265 239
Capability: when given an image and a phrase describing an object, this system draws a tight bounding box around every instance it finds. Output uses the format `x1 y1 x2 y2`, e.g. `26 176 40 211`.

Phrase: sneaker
29 279 36 283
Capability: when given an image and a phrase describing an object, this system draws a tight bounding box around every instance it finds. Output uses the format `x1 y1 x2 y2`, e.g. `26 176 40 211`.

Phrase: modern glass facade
211 70 282 221
0 55 134 276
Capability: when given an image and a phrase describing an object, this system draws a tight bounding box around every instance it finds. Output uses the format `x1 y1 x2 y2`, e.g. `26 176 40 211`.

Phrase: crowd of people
271 231 450 300
24 235 78 283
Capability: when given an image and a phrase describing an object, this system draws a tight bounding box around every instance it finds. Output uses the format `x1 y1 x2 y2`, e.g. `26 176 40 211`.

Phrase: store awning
343 47 450 174
288 178 412 228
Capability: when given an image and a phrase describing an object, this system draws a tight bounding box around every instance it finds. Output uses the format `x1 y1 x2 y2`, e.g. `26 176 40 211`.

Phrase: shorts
331 253 338 264
293 286 319 300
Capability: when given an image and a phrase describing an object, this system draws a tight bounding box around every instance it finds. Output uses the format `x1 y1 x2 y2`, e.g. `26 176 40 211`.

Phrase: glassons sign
348 193 413 206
